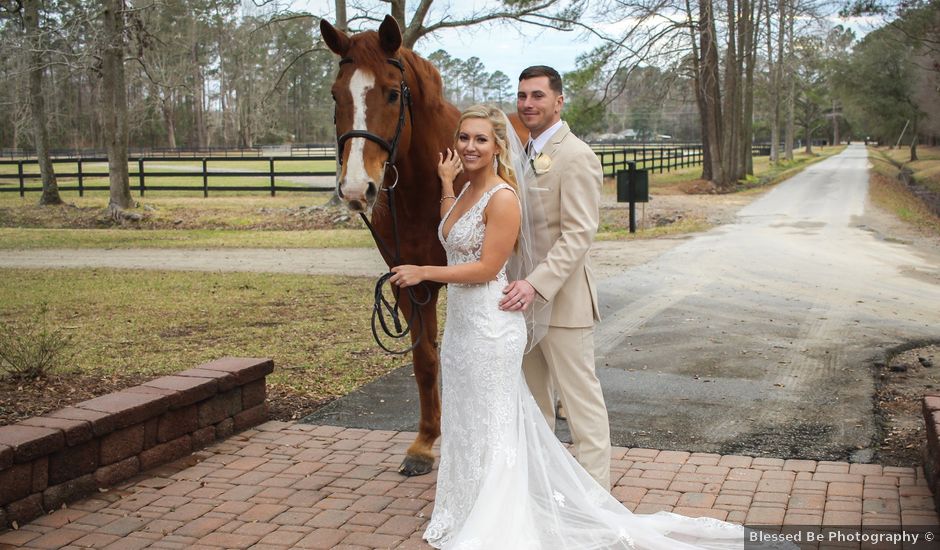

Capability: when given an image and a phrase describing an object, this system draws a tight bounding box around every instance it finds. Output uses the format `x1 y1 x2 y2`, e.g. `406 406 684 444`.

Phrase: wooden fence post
269 158 276 196
18 161 24 197
202 158 209 198
138 158 145 196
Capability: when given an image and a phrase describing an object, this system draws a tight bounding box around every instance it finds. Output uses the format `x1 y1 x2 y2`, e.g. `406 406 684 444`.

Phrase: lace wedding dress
424 183 782 550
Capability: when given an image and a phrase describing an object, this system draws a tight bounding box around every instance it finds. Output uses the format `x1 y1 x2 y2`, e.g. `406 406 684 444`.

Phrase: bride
389 105 785 549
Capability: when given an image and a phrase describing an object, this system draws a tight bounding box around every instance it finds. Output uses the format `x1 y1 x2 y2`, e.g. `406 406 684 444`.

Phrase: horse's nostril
365 181 378 203
337 185 345 199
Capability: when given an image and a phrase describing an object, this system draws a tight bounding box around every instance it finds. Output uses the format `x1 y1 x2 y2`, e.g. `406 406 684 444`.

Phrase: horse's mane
399 49 449 112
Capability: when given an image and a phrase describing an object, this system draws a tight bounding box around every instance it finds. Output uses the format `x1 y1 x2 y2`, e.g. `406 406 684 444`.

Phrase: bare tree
23 0 62 204
698 0 726 186
101 0 133 218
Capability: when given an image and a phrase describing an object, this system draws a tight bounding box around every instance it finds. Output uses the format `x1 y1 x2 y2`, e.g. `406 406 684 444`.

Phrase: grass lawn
0 268 429 423
869 146 940 233
873 145 940 194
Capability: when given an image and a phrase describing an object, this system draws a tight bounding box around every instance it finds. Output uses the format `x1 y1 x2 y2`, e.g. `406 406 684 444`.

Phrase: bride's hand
438 149 463 184
390 265 426 288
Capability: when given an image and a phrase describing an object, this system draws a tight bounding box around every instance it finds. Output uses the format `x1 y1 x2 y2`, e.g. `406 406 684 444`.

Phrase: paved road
0 247 388 277
309 144 940 461
593 144 940 460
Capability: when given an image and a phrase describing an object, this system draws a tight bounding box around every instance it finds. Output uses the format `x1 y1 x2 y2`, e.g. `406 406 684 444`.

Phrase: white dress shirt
527 119 564 158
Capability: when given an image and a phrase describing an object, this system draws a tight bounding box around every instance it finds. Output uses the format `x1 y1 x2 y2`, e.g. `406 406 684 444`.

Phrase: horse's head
321 15 412 213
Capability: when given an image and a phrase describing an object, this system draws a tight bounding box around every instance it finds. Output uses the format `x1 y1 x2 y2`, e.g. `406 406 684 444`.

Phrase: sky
295 0 882 80
411 23 600 80
293 0 605 78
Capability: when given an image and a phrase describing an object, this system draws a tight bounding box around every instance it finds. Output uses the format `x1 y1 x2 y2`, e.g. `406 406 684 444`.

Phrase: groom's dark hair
519 65 563 95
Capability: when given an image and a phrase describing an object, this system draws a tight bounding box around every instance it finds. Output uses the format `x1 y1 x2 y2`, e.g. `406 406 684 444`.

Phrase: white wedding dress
424 184 784 550
423 183 784 550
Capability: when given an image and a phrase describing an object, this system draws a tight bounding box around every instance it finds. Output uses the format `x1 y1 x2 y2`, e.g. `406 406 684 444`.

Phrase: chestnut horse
320 15 458 476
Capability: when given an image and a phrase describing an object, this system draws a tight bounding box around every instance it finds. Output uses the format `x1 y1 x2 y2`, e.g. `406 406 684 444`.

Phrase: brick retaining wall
0 357 273 529
923 392 940 511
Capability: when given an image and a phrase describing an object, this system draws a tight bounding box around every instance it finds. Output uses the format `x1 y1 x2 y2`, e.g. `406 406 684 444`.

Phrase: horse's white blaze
344 68 375 197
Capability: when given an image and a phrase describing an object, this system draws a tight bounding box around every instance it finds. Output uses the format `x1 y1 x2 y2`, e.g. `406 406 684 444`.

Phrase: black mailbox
616 164 649 233
616 166 649 203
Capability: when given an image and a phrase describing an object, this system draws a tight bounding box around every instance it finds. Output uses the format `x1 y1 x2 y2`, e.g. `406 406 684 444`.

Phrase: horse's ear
320 19 350 56
378 15 402 55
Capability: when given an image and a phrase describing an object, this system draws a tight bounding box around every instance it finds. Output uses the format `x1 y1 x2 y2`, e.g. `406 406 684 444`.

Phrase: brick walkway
0 421 937 550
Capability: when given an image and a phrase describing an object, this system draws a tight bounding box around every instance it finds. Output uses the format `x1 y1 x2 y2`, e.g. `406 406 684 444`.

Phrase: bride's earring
493 155 499 173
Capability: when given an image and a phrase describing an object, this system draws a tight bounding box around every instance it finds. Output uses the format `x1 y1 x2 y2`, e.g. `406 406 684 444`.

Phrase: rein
335 55 427 355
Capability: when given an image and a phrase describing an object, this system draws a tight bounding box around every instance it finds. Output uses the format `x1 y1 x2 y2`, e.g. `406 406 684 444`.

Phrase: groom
499 65 612 490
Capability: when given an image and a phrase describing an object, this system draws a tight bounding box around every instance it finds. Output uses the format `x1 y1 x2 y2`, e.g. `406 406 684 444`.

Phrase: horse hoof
399 455 434 476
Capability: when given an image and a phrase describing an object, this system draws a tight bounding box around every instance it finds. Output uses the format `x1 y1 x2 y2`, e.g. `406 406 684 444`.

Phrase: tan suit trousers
523 325 612 490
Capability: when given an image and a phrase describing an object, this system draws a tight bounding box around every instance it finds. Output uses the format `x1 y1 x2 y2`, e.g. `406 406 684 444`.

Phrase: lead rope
359 178 431 355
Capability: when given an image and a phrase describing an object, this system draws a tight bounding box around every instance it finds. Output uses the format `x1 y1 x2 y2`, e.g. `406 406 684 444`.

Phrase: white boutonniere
531 152 552 175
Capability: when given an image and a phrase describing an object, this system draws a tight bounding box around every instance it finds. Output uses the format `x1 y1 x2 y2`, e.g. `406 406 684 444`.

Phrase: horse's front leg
398 286 441 476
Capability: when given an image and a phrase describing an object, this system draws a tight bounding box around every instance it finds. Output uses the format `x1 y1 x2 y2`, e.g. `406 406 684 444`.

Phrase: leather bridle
334 56 428 355
335 57 413 173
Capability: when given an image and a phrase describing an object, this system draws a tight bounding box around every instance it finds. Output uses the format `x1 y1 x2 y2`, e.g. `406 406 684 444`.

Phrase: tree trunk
768 0 782 163
699 0 725 187
390 0 406 33
721 0 739 187
910 116 918 161
155 85 177 149
191 18 207 150
783 5 795 161
804 108 813 154
101 0 133 217
24 0 63 206
742 0 759 176
832 100 840 146
334 0 348 31
689 7 713 182
217 27 232 148
163 99 177 149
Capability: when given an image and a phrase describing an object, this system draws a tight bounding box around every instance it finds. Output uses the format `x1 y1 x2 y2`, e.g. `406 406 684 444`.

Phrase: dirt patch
678 179 722 194
874 344 940 466
0 371 337 426
599 190 756 233
0 371 150 426
0 203 364 231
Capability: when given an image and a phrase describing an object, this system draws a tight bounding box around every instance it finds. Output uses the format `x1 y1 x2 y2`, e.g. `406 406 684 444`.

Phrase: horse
320 15 459 477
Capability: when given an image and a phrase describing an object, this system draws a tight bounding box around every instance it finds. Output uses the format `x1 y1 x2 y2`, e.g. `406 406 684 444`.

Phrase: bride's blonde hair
456 105 519 194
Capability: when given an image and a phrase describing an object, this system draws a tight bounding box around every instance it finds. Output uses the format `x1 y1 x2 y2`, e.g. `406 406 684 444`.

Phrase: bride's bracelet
440 195 456 204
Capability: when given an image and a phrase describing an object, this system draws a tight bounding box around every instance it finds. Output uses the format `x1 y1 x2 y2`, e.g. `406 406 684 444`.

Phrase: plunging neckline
440 184 501 242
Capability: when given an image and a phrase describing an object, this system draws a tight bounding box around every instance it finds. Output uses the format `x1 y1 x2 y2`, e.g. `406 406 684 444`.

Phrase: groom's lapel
543 122 570 163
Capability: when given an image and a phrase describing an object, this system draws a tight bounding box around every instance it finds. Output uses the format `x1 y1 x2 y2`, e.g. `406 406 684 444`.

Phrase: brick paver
0 421 937 549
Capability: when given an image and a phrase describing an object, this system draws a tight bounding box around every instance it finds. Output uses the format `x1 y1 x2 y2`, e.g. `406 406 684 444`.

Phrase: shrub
0 305 74 379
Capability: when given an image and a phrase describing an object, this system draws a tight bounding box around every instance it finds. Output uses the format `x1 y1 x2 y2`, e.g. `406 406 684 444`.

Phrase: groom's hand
500 280 536 311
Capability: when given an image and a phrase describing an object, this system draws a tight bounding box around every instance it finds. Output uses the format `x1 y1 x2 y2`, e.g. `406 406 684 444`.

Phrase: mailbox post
616 162 649 233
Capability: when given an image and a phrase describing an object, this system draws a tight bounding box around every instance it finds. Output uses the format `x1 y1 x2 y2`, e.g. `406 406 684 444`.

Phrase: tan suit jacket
525 122 602 328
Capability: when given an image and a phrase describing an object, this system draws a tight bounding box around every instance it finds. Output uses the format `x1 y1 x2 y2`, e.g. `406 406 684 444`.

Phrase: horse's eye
331 92 337 102
388 90 400 103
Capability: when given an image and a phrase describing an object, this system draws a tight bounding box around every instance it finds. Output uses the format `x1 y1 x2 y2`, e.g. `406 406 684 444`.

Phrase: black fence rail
593 144 771 175
1 144 775 197
2 142 776 161
0 144 337 160
0 156 336 197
